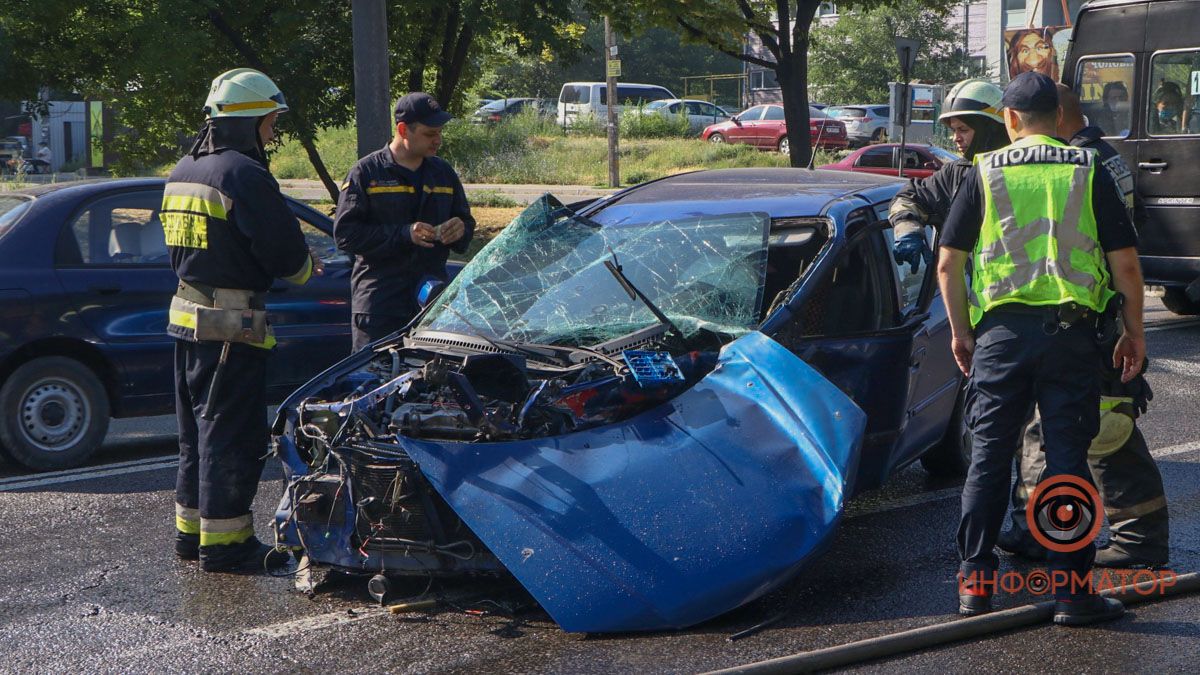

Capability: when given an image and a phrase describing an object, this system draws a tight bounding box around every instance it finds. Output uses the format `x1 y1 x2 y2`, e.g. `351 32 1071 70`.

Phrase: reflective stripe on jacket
969 135 1114 326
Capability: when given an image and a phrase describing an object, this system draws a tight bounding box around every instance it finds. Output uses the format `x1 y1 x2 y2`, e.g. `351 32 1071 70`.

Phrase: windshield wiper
603 249 686 342
441 305 565 364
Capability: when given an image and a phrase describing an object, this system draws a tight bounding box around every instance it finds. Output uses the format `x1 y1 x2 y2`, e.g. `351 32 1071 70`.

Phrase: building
744 0 1087 107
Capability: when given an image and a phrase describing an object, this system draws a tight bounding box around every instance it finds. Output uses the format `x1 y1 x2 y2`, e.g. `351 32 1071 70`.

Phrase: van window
1147 51 1200 136
599 86 672 106
560 85 590 105
1075 56 1135 138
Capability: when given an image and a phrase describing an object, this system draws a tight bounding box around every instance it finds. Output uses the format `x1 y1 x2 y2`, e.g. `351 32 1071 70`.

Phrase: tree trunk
436 24 475 106
300 133 340 201
777 53 812 168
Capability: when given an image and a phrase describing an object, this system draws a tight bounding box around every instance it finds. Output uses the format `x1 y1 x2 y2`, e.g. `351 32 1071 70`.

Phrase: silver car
640 98 731 135
825 105 891 147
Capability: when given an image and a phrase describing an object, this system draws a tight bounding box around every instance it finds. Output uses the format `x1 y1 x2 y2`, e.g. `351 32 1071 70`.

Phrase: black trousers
174 340 269 545
351 312 411 352
959 310 1100 595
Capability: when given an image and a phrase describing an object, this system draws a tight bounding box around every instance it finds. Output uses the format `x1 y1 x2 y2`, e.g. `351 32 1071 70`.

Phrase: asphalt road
1 300 1197 673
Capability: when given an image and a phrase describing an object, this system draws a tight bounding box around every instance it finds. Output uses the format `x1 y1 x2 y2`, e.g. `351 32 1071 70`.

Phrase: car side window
1075 55 1135 138
884 225 934 313
685 102 705 115
740 106 765 121
856 147 894 168
290 206 347 264
1147 50 1200 136
792 231 896 337
668 103 682 114
763 106 785 121
63 190 167 265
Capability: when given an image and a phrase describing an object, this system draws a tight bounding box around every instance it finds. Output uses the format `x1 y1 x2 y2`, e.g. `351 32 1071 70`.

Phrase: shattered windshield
416 195 769 347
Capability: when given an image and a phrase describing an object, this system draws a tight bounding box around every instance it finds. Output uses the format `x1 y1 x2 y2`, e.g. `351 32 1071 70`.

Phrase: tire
920 383 972 477
778 136 790 155
1161 287 1200 315
871 128 888 143
708 133 725 144
0 357 110 471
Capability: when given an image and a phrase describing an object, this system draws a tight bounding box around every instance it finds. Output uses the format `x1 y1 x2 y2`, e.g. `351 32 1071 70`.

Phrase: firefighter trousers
173 339 269 551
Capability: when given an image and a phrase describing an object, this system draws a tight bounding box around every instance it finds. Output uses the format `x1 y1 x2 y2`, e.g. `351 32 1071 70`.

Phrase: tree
0 0 580 199
595 0 957 167
809 1 983 105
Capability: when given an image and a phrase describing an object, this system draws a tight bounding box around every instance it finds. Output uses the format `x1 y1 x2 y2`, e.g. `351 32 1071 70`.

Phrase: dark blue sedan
0 179 351 471
271 168 969 633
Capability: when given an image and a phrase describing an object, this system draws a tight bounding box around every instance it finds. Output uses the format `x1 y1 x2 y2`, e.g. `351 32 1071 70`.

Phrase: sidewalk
276 179 618 205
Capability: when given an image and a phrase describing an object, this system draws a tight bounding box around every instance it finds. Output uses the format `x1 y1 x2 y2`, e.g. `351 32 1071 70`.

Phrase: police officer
890 79 1009 270
164 69 316 572
999 85 1168 569
938 72 1144 624
335 92 475 352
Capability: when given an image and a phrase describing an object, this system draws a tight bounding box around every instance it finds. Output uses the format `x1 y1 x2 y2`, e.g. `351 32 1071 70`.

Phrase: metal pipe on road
708 573 1200 674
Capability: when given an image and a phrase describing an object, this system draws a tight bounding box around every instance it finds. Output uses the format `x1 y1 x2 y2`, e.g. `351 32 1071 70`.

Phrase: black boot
200 537 291 573
957 573 993 616
1094 544 1169 570
996 527 1047 561
175 532 200 561
1053 594 1125 626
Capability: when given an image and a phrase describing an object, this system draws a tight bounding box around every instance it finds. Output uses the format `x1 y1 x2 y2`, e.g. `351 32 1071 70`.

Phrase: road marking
0 454 177 486
0 457 178 492
1153 439 1200 459
1145 318 1200 333
242 607 390 638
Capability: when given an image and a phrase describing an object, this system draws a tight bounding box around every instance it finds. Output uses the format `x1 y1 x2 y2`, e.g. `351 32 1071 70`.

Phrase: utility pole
352 0 390 159
604 16 620 188
962 1 970 76
894 37 919 179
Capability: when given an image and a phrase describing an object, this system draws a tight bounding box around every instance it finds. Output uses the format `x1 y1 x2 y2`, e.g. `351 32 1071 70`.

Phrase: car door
759 105 787 148
683 101 714 134
768 218 956 492
727 105 764 144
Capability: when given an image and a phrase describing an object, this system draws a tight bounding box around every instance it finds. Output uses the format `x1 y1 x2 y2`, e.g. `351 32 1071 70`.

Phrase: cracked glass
416 195 770 346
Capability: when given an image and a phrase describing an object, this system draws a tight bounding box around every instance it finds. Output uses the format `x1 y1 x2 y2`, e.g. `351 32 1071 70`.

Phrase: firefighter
937 72 1144 624
998 85 1169 569
164 68 317 572
889 79 1009 270
334 92 475 352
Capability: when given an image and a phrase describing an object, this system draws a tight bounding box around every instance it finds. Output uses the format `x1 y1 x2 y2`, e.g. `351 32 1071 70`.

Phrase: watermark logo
1026 474 1103 553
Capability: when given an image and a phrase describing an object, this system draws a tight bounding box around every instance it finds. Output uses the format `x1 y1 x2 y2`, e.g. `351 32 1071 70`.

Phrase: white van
557 82 676 127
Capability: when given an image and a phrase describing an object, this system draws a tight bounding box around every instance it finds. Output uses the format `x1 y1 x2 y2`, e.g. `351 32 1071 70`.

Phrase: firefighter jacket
887 158 974 240
333 148 475 319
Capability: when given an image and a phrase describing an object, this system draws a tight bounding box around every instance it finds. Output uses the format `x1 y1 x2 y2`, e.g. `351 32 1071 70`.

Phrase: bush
619 106 691 139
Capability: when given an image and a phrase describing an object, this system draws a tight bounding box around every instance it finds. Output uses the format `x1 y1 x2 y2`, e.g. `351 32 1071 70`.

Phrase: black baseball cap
1001 72 1059 113
394 92 452 126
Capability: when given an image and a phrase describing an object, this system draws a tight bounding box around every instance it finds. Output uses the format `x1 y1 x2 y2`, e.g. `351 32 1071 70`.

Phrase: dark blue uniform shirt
333 147 474 319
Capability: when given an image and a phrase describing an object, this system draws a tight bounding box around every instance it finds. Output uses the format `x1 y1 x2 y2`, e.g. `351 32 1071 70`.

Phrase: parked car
471 97 555 124
701 104 849 153
0 179 355 471
631 98 731 135
819 143 960 179
557 81 675 127
1063 0 1200 315
824 104 891 147
0 140 24 174
272 168 967 634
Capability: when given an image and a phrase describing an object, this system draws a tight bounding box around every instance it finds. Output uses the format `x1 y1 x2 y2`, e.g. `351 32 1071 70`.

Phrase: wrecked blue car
271 168 968 633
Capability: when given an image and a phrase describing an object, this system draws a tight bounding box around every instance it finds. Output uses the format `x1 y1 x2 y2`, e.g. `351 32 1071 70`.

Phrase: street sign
894 37 919 77
607 59 622 78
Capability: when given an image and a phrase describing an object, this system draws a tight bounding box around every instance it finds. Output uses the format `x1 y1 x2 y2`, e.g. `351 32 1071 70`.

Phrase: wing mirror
922 161 938 170
731 115 742 126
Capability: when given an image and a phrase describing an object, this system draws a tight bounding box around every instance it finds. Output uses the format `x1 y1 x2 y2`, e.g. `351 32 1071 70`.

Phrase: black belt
987 302 1096 334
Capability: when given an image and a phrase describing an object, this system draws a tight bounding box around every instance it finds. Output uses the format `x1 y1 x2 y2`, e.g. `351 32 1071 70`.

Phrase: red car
818 143 961 179
701 104 848 153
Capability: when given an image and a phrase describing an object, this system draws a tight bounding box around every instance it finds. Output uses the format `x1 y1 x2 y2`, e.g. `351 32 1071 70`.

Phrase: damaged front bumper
273 331 865 632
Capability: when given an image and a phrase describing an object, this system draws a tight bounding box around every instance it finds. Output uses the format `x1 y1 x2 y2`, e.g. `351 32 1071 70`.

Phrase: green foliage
469 190 521 207
619 107 692 139
809 0 984 105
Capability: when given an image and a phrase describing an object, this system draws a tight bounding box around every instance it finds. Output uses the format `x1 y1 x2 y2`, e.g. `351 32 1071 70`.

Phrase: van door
1137 46 1200 267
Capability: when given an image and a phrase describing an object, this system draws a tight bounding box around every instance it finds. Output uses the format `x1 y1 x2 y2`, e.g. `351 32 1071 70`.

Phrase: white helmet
203 68 288 119
939 79 1004 125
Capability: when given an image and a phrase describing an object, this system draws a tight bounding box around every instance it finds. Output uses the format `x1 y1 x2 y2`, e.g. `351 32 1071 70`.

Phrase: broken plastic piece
622 350 685 386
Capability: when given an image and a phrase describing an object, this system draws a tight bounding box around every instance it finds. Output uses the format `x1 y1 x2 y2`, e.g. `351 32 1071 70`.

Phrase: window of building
749 70 780 91
817 2 838 17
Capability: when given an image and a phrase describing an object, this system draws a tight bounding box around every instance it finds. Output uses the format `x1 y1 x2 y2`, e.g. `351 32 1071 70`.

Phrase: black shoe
1053 595 1125 626
958 574 993 616
200 537 291 573
996 528 1047 561
175 532 200 561
1094 545 1168 570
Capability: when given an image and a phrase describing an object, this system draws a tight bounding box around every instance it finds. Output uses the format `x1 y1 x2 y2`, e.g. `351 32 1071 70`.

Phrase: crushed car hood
392 331 865 632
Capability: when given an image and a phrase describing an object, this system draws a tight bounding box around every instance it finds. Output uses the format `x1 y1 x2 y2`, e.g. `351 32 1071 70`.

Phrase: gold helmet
939 79 1004 125
203 68 288 119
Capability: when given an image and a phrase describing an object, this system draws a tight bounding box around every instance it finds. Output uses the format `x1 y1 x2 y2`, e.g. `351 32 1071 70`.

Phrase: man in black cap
335 92 475 351
937 72 1144 624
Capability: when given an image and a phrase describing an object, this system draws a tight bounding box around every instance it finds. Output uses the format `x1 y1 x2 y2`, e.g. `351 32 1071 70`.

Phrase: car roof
595 168 903 221
1 177 166 198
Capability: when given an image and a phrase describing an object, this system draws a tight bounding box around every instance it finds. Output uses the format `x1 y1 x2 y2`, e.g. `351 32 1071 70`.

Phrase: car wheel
0 357 110 471
708 133 725 144
1161 287 1200 316
778 137 789 155
919 383 971 477
871 128 888 143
